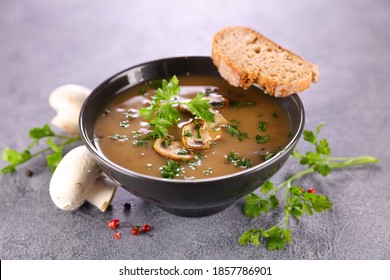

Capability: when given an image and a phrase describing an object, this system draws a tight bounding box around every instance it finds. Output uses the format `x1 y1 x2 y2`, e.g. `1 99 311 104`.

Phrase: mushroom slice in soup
182 120 213 150
153 137 194 160
206 109 230 129
203 93 229 109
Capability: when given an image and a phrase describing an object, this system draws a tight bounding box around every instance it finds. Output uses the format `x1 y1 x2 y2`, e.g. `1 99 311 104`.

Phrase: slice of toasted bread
212 26 318 97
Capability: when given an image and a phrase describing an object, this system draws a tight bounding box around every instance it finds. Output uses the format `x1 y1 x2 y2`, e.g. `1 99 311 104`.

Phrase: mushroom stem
85 177 117 212
49 145 118 212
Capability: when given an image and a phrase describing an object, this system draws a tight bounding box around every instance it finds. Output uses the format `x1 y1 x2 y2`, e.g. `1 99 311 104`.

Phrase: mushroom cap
153 137 194 161
49 84 90 111
49 84 90 135
49 145 101 210
182 120 212 150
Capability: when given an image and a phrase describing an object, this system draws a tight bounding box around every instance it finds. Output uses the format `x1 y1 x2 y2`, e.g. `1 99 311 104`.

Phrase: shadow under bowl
79 56 305 217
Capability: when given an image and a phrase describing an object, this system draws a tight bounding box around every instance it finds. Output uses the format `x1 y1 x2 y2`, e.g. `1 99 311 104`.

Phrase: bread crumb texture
212 26 319 97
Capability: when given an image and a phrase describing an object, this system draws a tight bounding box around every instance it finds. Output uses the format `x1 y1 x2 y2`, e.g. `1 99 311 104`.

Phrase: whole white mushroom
49 84 91 135
49 145 117 211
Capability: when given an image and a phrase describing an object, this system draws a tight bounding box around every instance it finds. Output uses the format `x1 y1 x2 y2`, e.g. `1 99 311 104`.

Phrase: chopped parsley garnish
226 125 249 141
124 110 138 119
177 149 190 155
226 151 252 169
109 134 129 141
133 139 147 146
203 167 213 175
258 121 267 131
138 88 147 95
263 152 274 160
160 159 182 179
184 130 193 137
230 100 256 108
256 134 269 144
119 120 130 128
148 79 163 90
195 152 205 160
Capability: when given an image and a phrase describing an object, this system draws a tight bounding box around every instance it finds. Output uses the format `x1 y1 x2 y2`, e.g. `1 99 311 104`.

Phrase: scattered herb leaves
226 151 252 169
230 100 256 108
109 134 129 141
256 134 269 144
239 122 379 251
160 159 182 179
1 124 80 173
258 121 267 131
226 125 249 141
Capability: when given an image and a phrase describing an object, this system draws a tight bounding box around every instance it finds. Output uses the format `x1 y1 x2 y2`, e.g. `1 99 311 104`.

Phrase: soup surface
94 75 291 179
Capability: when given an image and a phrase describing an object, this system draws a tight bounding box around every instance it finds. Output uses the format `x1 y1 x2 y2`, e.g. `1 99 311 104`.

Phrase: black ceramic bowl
80 56 305 217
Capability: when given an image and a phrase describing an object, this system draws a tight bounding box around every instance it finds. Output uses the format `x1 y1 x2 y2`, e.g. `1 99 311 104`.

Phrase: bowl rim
80 56 305 184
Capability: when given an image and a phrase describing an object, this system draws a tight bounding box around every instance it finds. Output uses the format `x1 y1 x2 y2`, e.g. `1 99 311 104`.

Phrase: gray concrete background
0 0 389 259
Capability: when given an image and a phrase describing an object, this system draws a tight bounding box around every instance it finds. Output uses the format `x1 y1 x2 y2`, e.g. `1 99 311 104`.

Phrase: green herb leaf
186 94 215 123
258 121 267 131
266 227 292 251
239 122 379 251
46 150 63 172
243 193 269 217
1 124 80 174
160 159 182 179
269 195 279 210
140 76 214 139
230 100 256 108
226 151 252 169
1 149 32 173
226 125 249 141
260 181 274 194
239 228 262 246
256 134 269 144
109 134 129 141
29 124 55 140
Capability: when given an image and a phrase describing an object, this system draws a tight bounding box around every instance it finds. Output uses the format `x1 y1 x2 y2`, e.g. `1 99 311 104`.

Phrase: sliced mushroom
203 93 229 109
206 109 230 129
153 137 194 160
182 120 213 150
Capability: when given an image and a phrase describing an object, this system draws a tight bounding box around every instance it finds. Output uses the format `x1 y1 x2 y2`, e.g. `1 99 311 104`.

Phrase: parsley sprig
140 76 215 138
239 122 379 251
1 124 80 173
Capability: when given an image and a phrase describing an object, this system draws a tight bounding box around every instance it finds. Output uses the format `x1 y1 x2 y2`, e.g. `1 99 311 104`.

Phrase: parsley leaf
226 124 249 141
160 159 182 179
239 122 379 251
258 121 267 131
140 76 214 139
226 151 252 169
1 124 80 174
186 93 215 123
243 193 269 217
256 134 269 144
266 227 292 251
260 180 274 194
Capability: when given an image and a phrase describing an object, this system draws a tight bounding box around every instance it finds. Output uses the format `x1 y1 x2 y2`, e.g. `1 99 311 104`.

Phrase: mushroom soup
94 75 291 179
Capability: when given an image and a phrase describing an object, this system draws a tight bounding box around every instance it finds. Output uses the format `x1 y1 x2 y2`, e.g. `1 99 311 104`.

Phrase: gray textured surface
0 0 389 260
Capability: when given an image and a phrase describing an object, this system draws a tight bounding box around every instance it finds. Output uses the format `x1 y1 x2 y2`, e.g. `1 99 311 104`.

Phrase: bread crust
212 26 319 97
